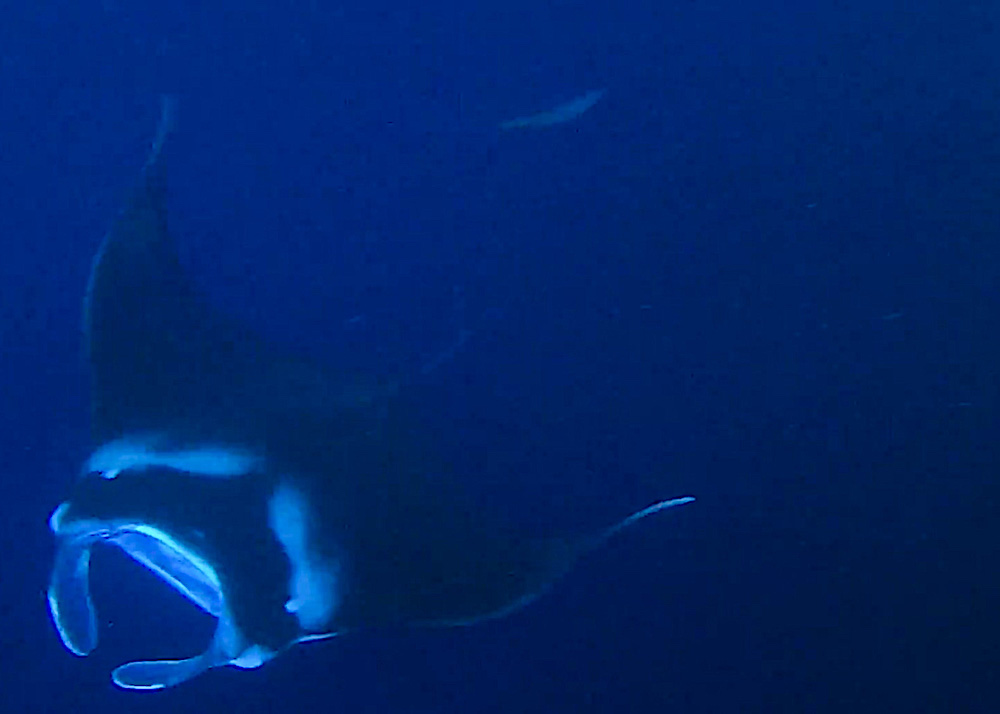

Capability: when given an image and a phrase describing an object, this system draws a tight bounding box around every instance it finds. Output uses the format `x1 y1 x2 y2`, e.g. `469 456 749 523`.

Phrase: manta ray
46 100 694 690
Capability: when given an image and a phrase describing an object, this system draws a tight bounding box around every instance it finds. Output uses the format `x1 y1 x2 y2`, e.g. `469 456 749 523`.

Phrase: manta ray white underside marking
87 436 260 479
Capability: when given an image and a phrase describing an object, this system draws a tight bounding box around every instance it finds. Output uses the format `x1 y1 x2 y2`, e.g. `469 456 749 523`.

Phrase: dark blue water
1 0 997 711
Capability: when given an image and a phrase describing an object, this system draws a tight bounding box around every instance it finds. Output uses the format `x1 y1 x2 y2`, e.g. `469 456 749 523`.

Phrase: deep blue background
1 0 998 711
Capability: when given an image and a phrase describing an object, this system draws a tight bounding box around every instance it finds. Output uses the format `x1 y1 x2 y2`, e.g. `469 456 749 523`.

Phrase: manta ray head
47 438 340 690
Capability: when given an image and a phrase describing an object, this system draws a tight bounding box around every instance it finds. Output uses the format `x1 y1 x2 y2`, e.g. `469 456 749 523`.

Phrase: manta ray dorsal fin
84 100 391 448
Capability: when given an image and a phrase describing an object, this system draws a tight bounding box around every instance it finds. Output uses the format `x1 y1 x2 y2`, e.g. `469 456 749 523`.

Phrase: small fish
500 89 607 130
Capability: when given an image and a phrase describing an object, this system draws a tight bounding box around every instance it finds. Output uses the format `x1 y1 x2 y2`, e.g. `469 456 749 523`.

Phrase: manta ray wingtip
599 495 696 543
144 94 178 173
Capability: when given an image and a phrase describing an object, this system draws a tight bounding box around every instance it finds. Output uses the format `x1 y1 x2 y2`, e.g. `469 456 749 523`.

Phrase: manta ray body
46 102 694 690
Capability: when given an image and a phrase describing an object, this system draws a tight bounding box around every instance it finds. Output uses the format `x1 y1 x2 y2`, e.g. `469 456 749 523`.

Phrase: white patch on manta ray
267 482 340 632
87 436 259 479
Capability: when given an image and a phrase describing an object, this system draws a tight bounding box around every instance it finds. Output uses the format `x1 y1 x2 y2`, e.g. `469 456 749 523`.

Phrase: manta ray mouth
47 505 265 689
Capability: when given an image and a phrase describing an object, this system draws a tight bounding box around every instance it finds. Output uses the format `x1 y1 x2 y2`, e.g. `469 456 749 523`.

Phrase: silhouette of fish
500 89 607 130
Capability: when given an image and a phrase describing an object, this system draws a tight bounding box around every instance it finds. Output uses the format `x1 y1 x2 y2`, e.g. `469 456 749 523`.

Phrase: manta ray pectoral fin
599 496 696 543
86 97 393 448
525 496 696 612
424 496 698 628
553 496 696 583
